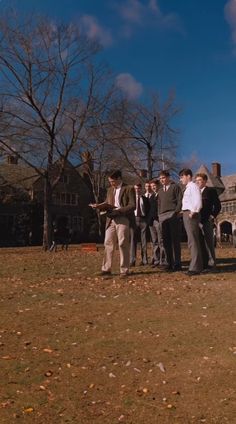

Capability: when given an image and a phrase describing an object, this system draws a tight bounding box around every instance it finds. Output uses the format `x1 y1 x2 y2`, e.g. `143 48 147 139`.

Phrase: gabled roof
219 174 236 202
0 162 39 191
196 164 225 194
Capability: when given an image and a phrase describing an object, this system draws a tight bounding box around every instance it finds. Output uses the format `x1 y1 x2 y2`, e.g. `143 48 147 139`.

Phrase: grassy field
0 245 236 423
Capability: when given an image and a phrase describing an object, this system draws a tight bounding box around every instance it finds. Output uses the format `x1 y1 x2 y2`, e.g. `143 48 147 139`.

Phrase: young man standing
195 173 221 270
148 180 166 267
130 183 150 266
158 170 183 271
179 168 203 276
90 170 135 278
144 181 153 198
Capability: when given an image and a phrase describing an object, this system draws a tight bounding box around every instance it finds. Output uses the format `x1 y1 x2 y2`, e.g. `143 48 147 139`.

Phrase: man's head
195 173 207 190
179 168 192 186
134 182 142 195
150 179 159 193
159 170 170 186
108 170 122 188
145 182 152 193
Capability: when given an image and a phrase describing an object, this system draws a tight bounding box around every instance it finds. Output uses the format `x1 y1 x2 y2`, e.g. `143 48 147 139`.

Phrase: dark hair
195 172 208 181
108 170 122 179
150 179 159 185
179 168 192 177
134 182 142 188
159 170 170 177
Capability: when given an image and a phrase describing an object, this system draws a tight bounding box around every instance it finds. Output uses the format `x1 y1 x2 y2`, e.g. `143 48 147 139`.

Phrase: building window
52 192 79 206
72 216 84 231
59 174 69 184
222 201 236 214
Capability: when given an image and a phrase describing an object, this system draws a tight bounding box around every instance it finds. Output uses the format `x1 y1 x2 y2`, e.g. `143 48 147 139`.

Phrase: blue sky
1 0 236 175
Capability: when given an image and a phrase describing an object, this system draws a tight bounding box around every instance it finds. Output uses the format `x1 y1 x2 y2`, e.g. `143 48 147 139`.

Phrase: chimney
211 162 221 177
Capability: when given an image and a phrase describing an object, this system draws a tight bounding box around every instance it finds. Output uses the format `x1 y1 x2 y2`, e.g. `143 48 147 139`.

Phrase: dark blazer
147 193 158 226
200 186 221 223
105 183 136 228
136 195 150 217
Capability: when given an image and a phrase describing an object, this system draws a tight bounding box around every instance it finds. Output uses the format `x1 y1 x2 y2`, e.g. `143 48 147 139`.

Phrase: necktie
136 196 141 217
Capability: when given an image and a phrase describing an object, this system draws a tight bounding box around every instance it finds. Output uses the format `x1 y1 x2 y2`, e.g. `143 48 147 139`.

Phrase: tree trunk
96 210 103 238
43 178 52 250
147 145 153 180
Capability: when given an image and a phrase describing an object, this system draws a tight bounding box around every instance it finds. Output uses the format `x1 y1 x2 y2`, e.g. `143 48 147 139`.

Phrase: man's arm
174 184 183 213
211 188 221 217
117 186 136 215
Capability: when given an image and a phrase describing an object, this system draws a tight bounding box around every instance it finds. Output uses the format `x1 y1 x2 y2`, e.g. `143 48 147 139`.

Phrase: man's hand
189 212 198 218
89 203 98 209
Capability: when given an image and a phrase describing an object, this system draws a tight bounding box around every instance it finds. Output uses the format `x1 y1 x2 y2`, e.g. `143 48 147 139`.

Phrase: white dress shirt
114 184 122 208
182 181 202 213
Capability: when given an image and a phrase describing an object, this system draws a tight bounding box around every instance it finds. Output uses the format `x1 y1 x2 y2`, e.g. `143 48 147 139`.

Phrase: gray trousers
199 219 215 268
149 220 166 265
183 211 203 272
161 215 181 268
130 217 148 265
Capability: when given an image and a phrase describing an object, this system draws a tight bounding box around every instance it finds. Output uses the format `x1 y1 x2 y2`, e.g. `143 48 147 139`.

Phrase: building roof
195 164 225 194
0 162 39 191
219 174 236 202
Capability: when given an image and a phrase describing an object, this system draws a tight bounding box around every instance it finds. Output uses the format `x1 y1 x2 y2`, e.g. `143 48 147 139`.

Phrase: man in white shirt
179 168 203 276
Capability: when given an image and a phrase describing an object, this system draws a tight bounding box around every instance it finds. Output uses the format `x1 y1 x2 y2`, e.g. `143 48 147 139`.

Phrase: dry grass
0 245 236 423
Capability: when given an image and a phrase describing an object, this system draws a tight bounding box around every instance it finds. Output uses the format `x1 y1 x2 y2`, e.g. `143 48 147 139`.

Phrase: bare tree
0 11 111 248
108 92 181 180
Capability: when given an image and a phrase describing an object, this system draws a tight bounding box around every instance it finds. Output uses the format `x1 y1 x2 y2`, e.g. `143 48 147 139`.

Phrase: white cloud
225 0 236 43
116 0 183 34
148 0 160 14
118 0 143 24
80 15 113 47
116 73 143 100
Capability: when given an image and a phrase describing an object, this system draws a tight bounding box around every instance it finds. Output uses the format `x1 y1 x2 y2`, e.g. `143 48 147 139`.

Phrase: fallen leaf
23 407 34 413
44 370 53 377
157 362 166 373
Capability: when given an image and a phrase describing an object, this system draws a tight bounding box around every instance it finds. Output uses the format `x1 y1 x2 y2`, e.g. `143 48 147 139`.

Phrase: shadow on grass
216 257 236 273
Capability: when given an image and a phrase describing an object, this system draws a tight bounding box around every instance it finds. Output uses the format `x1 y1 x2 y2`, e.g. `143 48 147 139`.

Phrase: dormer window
228 185 236 194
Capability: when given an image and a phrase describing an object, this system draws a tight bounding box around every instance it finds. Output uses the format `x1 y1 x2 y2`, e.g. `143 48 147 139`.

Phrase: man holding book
90 170 135 278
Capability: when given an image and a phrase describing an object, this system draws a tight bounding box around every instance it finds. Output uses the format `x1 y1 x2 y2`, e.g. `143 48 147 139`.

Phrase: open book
89 202 116 211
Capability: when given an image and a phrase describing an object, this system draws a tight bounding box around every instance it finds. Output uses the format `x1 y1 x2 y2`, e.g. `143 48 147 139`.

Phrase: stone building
218 173 236 244
196 162 236 243
0 156 95 246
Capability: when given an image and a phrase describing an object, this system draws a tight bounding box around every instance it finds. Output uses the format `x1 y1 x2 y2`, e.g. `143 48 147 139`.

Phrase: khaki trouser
102 216 130 275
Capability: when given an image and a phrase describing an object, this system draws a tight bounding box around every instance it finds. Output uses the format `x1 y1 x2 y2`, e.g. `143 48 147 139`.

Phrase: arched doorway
220 221 232 243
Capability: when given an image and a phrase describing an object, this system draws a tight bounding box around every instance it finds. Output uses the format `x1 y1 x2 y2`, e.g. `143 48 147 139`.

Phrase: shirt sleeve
190 183 202 213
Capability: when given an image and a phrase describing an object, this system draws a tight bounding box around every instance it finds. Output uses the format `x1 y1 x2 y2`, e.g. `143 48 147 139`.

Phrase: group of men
90 168 221 278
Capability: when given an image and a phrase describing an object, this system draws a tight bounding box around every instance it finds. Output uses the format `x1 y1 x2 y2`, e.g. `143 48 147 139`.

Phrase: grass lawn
0 245 236 423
